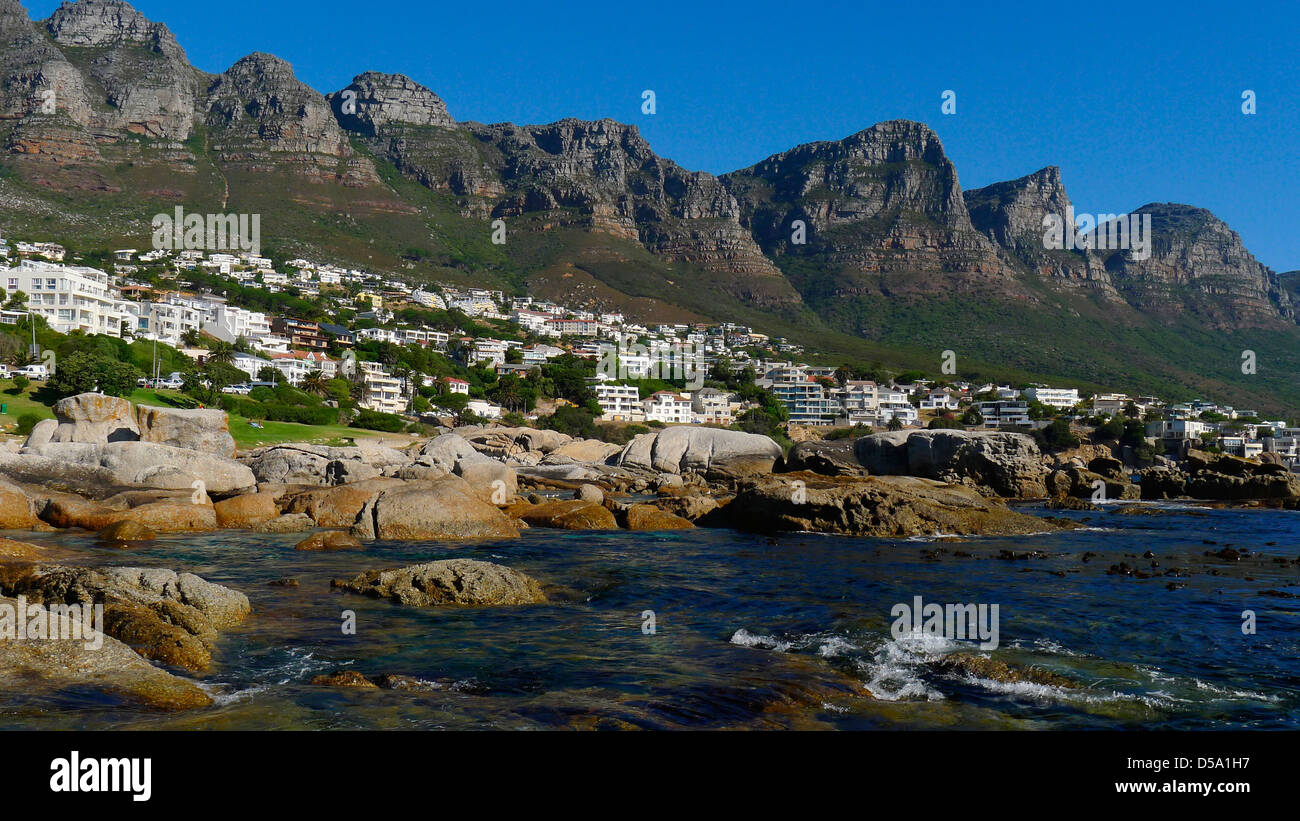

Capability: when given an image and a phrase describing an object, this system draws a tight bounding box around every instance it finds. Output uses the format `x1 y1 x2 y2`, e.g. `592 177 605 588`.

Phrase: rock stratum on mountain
0 0 1296 411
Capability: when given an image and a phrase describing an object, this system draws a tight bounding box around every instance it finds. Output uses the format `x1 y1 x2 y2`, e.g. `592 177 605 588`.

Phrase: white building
1024 387 1081 409
211 304 271 343
596 383 644 422
9 260 127 338
231 352 273 381
691 388 735 425
644 391 693 425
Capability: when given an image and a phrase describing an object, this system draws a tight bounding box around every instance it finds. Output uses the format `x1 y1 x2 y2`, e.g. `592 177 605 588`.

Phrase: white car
222 384 252 395
18 364 48 380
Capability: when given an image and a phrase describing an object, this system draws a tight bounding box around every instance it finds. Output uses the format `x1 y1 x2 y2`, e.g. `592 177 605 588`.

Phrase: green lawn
0 382 387 449
0 382 55 434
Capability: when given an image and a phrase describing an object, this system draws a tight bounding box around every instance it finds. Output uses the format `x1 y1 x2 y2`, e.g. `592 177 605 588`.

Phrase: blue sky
25 0 1300 271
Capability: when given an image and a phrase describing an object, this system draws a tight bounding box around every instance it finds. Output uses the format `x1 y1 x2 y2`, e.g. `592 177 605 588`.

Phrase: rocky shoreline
0 393 1295 712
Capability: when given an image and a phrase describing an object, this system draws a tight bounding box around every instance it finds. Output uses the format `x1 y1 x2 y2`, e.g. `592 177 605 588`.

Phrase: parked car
222 383 252 395
18 364 48 380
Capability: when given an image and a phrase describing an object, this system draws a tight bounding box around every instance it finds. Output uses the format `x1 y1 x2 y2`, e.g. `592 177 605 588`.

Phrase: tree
886 415 905 431
257 366 279 383
180 328 202 347
48 352 140 398
206 341 236 367
301 370 329 398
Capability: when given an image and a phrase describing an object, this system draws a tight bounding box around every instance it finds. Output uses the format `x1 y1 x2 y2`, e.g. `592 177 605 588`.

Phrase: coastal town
0 235 1296 470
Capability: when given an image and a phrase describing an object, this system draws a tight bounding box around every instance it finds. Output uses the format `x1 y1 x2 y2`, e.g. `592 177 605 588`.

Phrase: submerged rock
296 530 363 551
718 472 1070 537
935 652 1079 688
622 504 695 531
509 499 618 530
332 558 546 607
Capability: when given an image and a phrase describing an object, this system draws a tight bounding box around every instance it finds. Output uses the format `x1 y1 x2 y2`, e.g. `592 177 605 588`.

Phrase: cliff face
44 0 202 143
1101 204 1295 329
330 73 801 307
204 53 375 184
964 166 1118 297
721 120 1014 303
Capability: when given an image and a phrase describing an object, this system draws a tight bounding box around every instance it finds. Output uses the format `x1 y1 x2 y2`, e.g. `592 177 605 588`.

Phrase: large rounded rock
0 479 36 529
3 441 256 495
412 434 516 500
0 566 250 673
623 504 694 530
41 496 217 533
214 491 281 528
457 427 572 458
136 405 236 458
784 439 865 476
283 478 404 527
332 559 546 607
0 596 212 710
855 429 1048 498
49 393 139 444
615 427 782 479
549 438 622 464
22 418 57 448
240 443 409 486
350 475 521 541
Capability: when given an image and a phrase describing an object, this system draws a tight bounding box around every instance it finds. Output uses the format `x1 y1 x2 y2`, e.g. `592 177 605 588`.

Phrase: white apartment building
211 304 271 343
1024 387 1081 409
360 364 405 414
10 260 127 338
466 399 502 419
877 399 920 427
596 383 644 422
644 391 693 424
919 389 961 412
357 327 398 344
1092 393 1131 415
468 339 507 367
691 388 735 425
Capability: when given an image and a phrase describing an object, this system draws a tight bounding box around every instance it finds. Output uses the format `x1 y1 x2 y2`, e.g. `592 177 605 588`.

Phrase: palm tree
180 328 202 347
206 341 236 367
301 370 329 398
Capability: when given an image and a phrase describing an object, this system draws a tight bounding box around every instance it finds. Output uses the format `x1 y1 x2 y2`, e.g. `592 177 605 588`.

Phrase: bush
539 406 599 439
14 412 40 436
10 374 29 392
351 409 406 432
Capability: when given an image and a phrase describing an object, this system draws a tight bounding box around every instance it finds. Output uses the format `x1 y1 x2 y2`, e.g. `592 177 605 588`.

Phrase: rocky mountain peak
45 0 185 59
205 52 360 170
329 72 454 136
1103 202 1296 327
965 165 1073 252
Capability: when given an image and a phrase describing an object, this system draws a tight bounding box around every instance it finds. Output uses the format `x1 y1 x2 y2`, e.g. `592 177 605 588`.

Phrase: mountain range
1 0 1296 414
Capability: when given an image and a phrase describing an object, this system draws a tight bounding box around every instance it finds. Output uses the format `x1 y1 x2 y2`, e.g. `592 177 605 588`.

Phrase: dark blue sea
3 500 1298 729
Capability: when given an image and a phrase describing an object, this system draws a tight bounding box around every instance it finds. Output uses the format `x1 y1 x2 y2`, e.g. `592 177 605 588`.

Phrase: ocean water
2 501 1298 730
